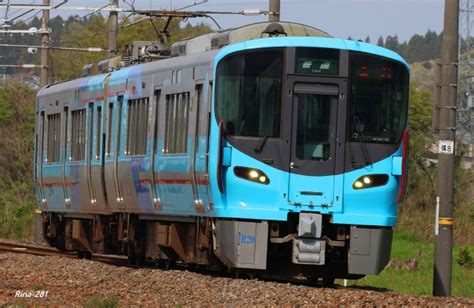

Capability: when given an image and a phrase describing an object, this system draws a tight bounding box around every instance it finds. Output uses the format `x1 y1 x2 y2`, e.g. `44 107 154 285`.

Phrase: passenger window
88 103 94 160
154 90 161 152
126 97 150 155
96 106 102 159
71 109 86 161
63 106 69 162
107 103 113 156
40 111 45 162
164 92 189 154
46 113 61 163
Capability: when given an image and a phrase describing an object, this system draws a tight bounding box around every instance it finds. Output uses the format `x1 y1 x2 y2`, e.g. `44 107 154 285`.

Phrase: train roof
170 21 331 57
213 36 410 70
38 22 408 99
37 49 219 98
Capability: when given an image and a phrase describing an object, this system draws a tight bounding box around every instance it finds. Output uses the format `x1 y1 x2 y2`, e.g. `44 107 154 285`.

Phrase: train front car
209 37 409 280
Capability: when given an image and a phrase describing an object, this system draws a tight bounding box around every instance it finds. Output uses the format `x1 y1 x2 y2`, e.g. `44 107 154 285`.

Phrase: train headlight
354 180 364 189
352 174 389 190
249 170 259 179
234 166 270 185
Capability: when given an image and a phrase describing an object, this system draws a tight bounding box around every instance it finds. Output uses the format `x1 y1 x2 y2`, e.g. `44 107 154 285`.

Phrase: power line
0 43 107 52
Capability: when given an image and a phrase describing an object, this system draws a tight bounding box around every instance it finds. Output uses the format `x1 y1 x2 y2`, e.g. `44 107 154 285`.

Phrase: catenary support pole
108 0 118 57
34 0 50 244
39 0 50 87
433 0 459 297
268 0 280 22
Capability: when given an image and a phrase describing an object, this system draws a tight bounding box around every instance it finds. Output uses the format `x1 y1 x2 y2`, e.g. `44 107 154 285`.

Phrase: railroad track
0 240 327 285
0 240 366 289
0 240 129 265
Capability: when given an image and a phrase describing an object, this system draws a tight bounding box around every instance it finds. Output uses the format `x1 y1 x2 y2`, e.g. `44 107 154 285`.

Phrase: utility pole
108 0 118 58
433 0 459 297
39 0 50 87
268 0 280 22
36 0 50 242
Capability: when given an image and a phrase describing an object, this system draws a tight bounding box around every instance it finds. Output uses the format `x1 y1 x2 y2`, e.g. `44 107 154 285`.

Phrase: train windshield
349 52 408 144
216 48 283 137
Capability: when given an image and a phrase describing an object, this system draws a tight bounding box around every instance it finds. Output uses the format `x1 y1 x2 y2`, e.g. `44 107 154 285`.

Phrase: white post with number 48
438 140 454 154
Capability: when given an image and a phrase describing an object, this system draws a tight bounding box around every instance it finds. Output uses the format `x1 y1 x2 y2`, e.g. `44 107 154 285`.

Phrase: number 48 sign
438 140 454 154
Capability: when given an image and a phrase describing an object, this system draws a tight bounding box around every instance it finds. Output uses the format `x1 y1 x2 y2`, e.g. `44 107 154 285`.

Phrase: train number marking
237 233 256 245
438 140 454 154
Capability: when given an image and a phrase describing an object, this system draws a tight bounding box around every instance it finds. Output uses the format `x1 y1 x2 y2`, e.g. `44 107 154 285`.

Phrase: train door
90 101 108 212
190 83 203 210
85 103 97 210
62 106 70 205
150 89 162 208
103 95 125 211
35 111 46 205
287 80 341 208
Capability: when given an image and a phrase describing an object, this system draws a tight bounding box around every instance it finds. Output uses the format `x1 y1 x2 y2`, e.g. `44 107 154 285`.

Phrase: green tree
406 34 427 63
0 83 36 240
377 36 384 47
49 15 213 81
385 35 400 53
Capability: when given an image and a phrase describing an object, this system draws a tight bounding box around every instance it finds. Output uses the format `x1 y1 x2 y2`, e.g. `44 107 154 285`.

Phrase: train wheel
83 251 92 260
164 259 175 270
153 258 175 269
322 277 335 287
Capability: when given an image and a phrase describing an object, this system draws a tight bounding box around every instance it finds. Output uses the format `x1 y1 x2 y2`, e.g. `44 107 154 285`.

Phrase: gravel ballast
0 253 473 306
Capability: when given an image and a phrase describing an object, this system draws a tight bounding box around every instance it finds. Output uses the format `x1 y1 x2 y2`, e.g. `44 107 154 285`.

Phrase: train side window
107 103 113 156
64 106 69 160
71 109 86 161
195 84 203 148
40 111 45 162
46 113 60 163
154 90 161 152
205 82 212 171
126 97 150 155
88 103 94 161
116 96 124 157
164 92 189 154
96 106 102 159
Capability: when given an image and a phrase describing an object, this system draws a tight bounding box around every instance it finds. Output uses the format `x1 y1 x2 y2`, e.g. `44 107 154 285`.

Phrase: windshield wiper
254 112 278 154
351 116 371 167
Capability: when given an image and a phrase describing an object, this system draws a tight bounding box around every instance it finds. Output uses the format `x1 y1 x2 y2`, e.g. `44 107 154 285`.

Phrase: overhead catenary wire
0 43 107 52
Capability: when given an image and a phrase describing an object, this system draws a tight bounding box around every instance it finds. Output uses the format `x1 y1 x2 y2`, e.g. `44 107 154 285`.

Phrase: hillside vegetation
400 85 474 244
2 15 212 82
0 83 36 240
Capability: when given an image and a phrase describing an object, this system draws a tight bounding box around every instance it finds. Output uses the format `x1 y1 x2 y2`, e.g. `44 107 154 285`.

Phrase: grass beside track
345 230 474 298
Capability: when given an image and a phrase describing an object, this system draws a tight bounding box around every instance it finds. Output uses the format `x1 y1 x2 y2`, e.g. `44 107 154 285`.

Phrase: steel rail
0 240 128 265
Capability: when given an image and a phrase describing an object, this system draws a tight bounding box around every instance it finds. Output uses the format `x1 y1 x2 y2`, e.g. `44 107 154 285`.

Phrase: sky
0 0 451 42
